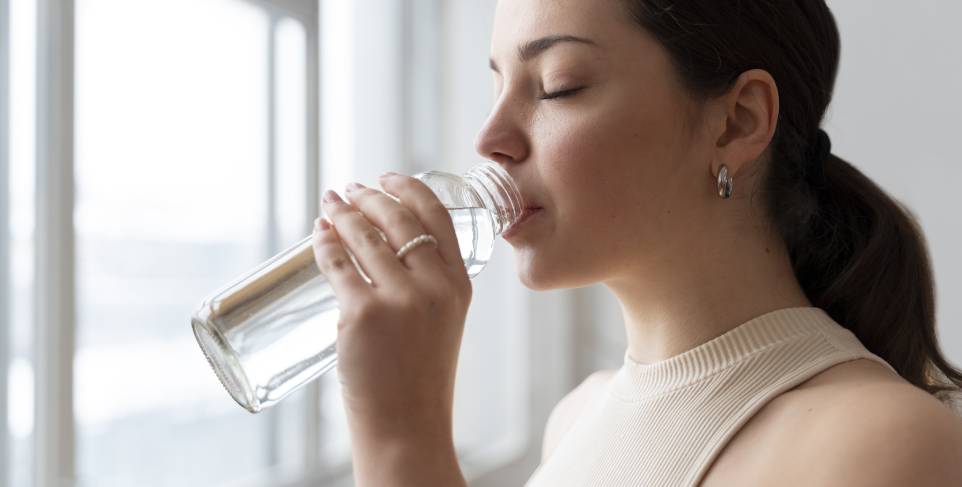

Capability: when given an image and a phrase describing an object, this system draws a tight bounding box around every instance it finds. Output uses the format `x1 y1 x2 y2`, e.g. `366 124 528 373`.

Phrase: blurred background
0 0 959 486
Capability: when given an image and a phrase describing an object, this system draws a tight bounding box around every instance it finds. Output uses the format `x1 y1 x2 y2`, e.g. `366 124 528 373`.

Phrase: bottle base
191 316 262 413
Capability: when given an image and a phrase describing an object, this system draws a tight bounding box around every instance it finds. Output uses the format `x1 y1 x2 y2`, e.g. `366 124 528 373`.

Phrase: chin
513 251 553 290
513 251 590 291
517 272 556 291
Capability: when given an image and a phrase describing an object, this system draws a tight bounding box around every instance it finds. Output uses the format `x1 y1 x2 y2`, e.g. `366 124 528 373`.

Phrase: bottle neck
464 162 524 236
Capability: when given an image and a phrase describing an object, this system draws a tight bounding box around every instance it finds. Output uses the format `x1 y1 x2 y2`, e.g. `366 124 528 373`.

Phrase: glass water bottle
191 162 523 413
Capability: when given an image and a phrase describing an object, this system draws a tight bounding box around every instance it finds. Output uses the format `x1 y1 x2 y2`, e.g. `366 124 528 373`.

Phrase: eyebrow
489 34 599 72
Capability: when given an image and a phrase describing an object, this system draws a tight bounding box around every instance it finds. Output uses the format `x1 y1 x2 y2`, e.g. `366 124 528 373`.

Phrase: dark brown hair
622 0 961 400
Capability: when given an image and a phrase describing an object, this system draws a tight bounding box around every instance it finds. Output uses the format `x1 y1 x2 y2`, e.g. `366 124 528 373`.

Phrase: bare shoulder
797 363 962 486
541 369 617 462
703 359 962 487
774 359 962 486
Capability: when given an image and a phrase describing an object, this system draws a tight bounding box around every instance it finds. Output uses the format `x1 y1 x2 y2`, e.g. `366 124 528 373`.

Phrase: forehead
492 0 632 46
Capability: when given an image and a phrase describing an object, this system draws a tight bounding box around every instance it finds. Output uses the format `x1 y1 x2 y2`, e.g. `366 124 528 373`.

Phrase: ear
708 69 779 180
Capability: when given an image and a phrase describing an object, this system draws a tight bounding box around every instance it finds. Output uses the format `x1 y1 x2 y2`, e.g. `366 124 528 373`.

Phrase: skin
312 0 962 485
314 177 470 487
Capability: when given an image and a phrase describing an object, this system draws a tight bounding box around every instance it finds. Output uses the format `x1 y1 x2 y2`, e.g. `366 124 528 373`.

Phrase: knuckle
354 188 380 203
439 273 471 309
358 228 385 248
338 304 375 332
400 290 438 314
395 175 416 189
398 177 429 196
320 254 353 275
392 289 419 307
387 209 414 229
410 177 431 192
421 286 452 310
353 186 375 196
424 201 450 221
323 204 348 217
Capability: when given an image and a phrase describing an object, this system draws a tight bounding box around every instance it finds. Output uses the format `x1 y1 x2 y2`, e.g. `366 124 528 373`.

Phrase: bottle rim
466 162 524 235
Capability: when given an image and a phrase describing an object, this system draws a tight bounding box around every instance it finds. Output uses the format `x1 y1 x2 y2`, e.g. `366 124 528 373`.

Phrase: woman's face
477 0 716 290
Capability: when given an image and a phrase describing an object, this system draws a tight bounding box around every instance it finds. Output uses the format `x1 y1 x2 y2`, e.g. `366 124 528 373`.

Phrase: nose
474 97 529 167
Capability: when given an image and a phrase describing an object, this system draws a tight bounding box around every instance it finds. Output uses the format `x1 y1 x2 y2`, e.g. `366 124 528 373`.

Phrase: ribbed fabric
525 307 896 487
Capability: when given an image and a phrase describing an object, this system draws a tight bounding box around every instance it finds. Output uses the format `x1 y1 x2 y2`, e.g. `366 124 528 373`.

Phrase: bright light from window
7 359 32 438
72 0 299 485
321 0 354 190
7 0 37 486
275 17 308 246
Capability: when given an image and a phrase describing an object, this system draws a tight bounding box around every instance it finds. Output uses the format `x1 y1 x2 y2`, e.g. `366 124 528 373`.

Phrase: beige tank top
525 306 897 487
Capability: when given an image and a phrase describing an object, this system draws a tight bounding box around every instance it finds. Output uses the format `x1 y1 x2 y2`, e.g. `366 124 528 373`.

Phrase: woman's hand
311 172 471 486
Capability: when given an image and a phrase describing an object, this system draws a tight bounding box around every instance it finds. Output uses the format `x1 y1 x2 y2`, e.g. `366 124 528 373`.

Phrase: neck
604 222 812 365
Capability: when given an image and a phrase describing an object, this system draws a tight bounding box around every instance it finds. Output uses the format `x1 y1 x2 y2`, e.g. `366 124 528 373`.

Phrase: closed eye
539 86 585 100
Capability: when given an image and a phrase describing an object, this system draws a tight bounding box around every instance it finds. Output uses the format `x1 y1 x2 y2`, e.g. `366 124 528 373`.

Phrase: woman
311 0 962 485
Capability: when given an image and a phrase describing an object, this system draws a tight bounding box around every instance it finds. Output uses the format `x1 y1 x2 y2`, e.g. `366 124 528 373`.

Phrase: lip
503 207 543 239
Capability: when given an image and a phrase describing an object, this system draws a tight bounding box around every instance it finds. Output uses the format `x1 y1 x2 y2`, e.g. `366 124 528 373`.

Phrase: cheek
539 98 670 224
543 84 682 182
537 133 641 276
529 90 694 276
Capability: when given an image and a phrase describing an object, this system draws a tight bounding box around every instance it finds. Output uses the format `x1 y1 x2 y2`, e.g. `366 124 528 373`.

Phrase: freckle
765 247 771 253
666 210 671 214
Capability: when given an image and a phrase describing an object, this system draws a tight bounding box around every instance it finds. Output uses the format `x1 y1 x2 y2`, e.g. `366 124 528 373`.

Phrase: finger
343 182 444 271
311 217 372 300
376 173 463 269
321 189 407 288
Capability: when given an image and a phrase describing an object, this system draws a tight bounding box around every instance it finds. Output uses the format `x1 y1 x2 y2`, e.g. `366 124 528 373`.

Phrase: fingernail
379 171 399 181
345 181 365 192
323 190 342 203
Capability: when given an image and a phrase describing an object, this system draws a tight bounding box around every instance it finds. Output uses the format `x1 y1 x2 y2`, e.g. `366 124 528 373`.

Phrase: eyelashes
538 86 586 101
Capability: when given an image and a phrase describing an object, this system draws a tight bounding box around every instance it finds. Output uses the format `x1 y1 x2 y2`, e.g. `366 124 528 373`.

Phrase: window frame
33 2 76 487
251 0 325 477
24 1 324 486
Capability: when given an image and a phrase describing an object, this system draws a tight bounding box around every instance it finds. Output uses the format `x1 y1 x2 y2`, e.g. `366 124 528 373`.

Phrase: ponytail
781 145 961 399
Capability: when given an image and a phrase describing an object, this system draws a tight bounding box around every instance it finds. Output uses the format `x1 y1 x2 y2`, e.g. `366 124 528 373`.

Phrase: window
3 0 327 485
3 1 554 486
74 0 279 485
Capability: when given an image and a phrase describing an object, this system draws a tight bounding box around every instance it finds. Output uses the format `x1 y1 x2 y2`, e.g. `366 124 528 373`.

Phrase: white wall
825 0 962 364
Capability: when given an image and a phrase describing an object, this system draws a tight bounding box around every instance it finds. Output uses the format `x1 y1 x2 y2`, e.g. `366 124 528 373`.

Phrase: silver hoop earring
717 164 734 199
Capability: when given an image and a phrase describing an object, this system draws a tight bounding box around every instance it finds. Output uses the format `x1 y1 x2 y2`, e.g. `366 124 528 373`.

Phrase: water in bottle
191 163 521 413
